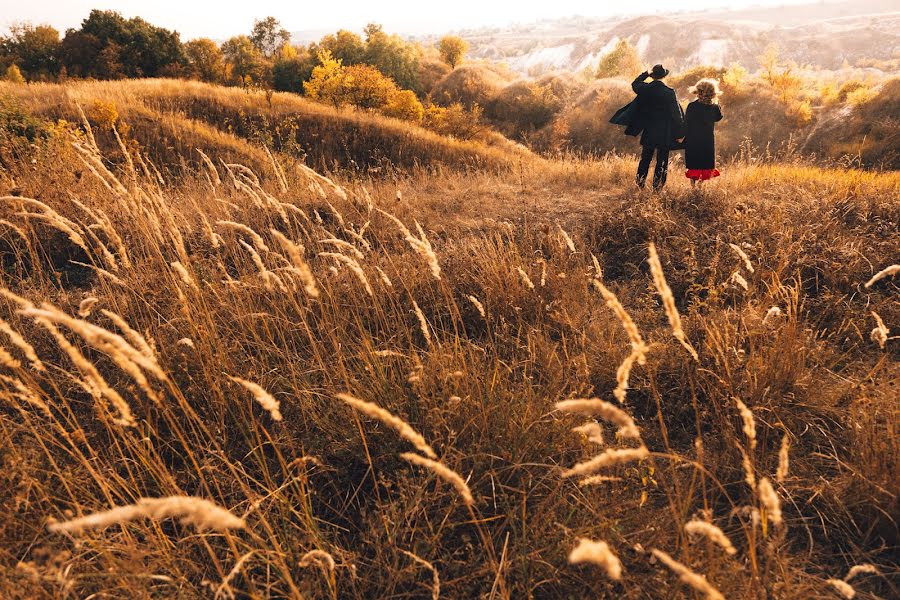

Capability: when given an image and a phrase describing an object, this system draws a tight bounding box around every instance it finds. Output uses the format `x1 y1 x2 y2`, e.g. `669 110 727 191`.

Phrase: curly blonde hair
690 79 720 104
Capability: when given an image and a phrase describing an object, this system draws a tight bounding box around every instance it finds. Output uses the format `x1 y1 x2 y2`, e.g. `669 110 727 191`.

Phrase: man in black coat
631 64 684 190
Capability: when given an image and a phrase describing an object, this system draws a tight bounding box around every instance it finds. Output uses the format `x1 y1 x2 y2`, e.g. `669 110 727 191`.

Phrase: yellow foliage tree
3 64 26 84
384 89 425 122
303 50 346 105
438 36 468 69
596 39 644 79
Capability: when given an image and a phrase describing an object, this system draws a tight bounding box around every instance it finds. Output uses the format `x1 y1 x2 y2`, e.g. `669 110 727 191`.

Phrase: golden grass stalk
271 230 319 298
0 373 51 417
320 237 364 259
869 311 889 349
684 520 737 555
516 267 535 290
400 550 440 600
763 306 782 324
0 318 44 371
298 163 348 200
171 261 199 290
78 297 99 318
728 243 755 273
33 318 135 426
539 259 547 287
238 239 277 290
578 475 623 486
400 452 474 506
375 266 393 287
591 279 649 402
844 564 878 581
561 446 649 478
572 422 604 446
467 295 486 318
70 261 125 286
298 549 336 571
758 477 783 527
557 224 576 253
730 271 749 291
216 221 270 253
196 148 221 187
568 538 622 580
651 549 724 600
733 398 757 449
776 433 790 483
215 552 255 600
0 345 21 369
647 243 698 361
827 579 856 599
412 299 432 345
864 264 899 288
555 399 640 440
320 252 373 297
345 226 372 251
591 253 604 279
376 209 441 280
47 496 245 533
738 444 756 490
336 393 436 459
228 376 283 421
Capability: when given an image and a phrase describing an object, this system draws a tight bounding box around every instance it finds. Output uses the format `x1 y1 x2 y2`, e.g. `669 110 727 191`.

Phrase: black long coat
684 101 723 170
631 75 685 149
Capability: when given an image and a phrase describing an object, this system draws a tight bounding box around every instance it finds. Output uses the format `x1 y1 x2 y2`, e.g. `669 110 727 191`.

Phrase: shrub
487 81 565 138
423 102 483 139
383 89 424 122
339 64 399 109
3 64 25 84
595 39 643 79
430 64 510 109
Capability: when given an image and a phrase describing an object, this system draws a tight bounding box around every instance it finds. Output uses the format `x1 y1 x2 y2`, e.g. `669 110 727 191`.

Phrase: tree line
0 10 469 98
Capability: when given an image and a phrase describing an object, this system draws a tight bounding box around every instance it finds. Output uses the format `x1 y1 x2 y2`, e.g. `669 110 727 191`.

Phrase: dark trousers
636 145 670 189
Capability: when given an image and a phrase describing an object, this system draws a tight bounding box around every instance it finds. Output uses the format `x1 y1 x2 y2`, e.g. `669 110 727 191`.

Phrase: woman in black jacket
684 79 723 186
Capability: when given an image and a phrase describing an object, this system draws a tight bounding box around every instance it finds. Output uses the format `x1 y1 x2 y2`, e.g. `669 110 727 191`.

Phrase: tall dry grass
0 80 897 599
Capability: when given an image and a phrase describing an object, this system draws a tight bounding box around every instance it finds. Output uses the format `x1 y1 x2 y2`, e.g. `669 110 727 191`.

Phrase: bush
430 65 510 110
487 81 565 138
595 39 643 79
3 65 25 84
423 102 483 139
383 89 424 122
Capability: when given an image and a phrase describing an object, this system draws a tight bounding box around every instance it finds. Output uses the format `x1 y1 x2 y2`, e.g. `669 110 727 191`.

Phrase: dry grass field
0 79 898 599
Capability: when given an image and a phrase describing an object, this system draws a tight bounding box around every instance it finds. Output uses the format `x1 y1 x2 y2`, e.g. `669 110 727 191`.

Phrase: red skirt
685 169 720 180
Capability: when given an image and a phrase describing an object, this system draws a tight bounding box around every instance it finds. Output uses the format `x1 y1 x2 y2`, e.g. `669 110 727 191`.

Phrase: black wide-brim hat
650 64 669 79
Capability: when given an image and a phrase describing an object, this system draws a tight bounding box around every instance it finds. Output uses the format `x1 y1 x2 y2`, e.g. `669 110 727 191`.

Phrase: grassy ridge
0 81 897 598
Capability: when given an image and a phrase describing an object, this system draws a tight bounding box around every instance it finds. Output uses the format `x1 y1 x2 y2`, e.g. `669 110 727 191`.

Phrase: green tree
319 30 366 65
595 39 643 79
272 45 316 92
4 24 61 80
3 64 25 83
59 30 101 77
185 38 225 82
222 35 264 86
362 25 421 93
250 17 290 58
438 35 468 69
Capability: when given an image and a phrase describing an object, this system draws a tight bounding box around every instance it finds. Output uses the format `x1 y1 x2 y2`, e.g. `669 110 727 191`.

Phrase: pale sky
0 0 823 39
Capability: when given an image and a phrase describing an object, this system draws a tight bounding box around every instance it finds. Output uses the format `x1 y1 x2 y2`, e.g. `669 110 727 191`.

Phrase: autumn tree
303 50 345 104
250 17 290 58
596 39 643 79
222 35 264 86
318 30 366 65
3 64 25 83
3 24 61 80
362 23 421 93
383 89 424 122
438 36 468 69
272 45 316 92
185 38 225 82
